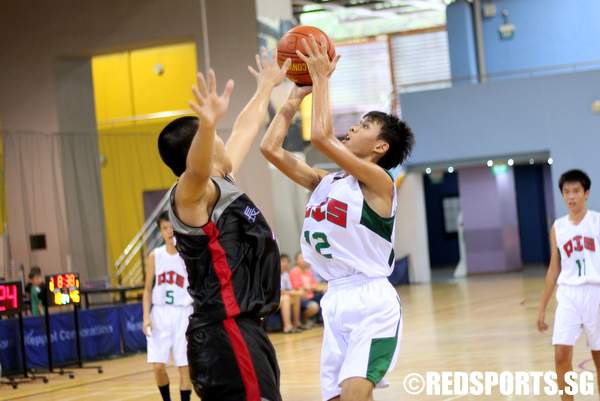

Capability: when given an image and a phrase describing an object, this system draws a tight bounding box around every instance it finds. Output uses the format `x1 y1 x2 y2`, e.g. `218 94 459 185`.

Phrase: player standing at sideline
537 169 600 400
143 211 193 401
158 49 290 401
260 36 414 401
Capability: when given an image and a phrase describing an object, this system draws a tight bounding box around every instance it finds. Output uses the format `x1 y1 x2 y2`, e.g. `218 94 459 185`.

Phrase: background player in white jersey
261 36 414 401
143 211 193 401
537 170 600 400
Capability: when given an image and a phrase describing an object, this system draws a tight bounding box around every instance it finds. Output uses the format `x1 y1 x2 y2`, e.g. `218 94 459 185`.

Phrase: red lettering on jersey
573 235 584 252
168 271 177 284
584 237 596 252
563 236 596 258
175 274 185 288
306 198 349 228
563 240 574 258
326 199 348 228
157 273 165 285
311 201 327 222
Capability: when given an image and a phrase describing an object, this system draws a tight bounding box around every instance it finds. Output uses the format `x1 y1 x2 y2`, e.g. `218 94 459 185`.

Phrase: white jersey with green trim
555 210 600 286
300 171 397 282
151 245 193 306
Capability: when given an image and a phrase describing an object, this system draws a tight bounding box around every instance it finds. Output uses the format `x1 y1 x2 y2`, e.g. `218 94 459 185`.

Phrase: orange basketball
277 25 336 86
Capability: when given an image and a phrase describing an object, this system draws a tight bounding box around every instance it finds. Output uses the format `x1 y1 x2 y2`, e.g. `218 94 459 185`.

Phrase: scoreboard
47 273 81 306
0 281 23 314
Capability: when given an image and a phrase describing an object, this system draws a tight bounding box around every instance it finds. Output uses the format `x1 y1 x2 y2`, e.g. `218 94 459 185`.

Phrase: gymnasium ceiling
293 0 450 40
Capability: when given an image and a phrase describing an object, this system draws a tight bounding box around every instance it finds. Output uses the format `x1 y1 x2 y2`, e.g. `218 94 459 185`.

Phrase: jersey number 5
166 290 175 305
304 231 333 259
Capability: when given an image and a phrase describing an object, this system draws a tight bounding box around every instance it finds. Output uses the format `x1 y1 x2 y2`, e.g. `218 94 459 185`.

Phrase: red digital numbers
50 273 76 289
66 274 75 288
0 283 21 313
47 273 81 306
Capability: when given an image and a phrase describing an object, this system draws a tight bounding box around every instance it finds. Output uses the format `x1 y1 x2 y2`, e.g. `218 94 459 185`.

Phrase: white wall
395 173 431 283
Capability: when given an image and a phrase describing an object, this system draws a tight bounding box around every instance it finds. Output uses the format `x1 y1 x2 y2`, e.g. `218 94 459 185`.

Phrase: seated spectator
279 254 302 334
289 252 321 328
25 266 46 316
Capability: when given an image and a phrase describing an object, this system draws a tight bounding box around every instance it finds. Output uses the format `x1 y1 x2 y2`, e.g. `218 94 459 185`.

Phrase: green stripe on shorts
366 299 401 385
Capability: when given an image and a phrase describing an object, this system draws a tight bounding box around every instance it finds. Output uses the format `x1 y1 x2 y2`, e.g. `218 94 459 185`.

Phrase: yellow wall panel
300 94 312 141
98 124 176 281
92 42 197 281
91 52 134 129
129 42 197 117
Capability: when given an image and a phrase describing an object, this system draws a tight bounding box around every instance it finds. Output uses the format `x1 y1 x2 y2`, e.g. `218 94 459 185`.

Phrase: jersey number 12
304 231 333 259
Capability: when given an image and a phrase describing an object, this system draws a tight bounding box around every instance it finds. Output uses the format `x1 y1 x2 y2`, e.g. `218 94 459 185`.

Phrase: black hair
280 253 290 260
363 111 415 170
29 266 42 280
158 116 199 177
559 169 591 192
156 210 170 230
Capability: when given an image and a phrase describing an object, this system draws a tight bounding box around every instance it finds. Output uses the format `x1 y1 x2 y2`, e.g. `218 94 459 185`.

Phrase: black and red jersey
167 175 281 331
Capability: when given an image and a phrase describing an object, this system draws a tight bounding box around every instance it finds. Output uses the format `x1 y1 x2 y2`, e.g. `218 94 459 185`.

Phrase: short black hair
363 111 415 170
158 116 199 176
559 169 591 192
280 253 290 260
156 210 170 230
29 266 42 280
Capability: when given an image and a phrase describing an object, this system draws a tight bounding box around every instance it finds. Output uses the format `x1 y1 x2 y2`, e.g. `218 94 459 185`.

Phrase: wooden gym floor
2 271 598 400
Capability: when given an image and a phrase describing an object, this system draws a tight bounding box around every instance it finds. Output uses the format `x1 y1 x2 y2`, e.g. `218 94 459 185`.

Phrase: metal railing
114 189 171 285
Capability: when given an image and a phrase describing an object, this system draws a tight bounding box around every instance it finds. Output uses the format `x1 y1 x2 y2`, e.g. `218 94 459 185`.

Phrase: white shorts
320 275 402 401
147 304 193 366
552 284 600 350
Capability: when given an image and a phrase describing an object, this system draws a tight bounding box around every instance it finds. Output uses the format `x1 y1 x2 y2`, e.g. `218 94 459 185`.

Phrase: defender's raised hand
296 35 340 81
248 47 291 89
189 69 234 127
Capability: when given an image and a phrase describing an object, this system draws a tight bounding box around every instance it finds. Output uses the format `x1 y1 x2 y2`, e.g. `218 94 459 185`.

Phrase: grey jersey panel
167 175 243 236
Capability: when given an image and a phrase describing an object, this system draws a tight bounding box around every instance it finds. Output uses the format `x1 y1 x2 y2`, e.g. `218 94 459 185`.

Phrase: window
390 29 451 94
329 39 394 135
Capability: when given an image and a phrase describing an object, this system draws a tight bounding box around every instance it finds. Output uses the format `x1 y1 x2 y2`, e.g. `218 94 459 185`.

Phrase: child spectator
25 266 46 316
279 254 303 333
290 252 321 328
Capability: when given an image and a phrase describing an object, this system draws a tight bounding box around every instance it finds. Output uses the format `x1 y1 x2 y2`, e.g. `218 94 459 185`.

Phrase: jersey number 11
576 259 587 277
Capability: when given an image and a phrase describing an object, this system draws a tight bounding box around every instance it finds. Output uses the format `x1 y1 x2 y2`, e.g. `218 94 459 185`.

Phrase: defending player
537 169 600 400
143 211 193 401
158 49 290 401
260 36 414 401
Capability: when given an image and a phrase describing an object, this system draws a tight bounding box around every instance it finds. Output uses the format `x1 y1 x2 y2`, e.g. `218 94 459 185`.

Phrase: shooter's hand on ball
296 35 340 81
189 69 234 129
249 47 291 90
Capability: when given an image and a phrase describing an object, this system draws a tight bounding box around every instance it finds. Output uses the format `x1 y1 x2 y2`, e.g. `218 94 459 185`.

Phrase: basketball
277 25 336 86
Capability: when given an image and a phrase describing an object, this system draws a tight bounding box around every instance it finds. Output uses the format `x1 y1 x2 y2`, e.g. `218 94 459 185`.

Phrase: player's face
561 181 589 212
159 220 174 243
32 275 43 286
341 117 389 161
